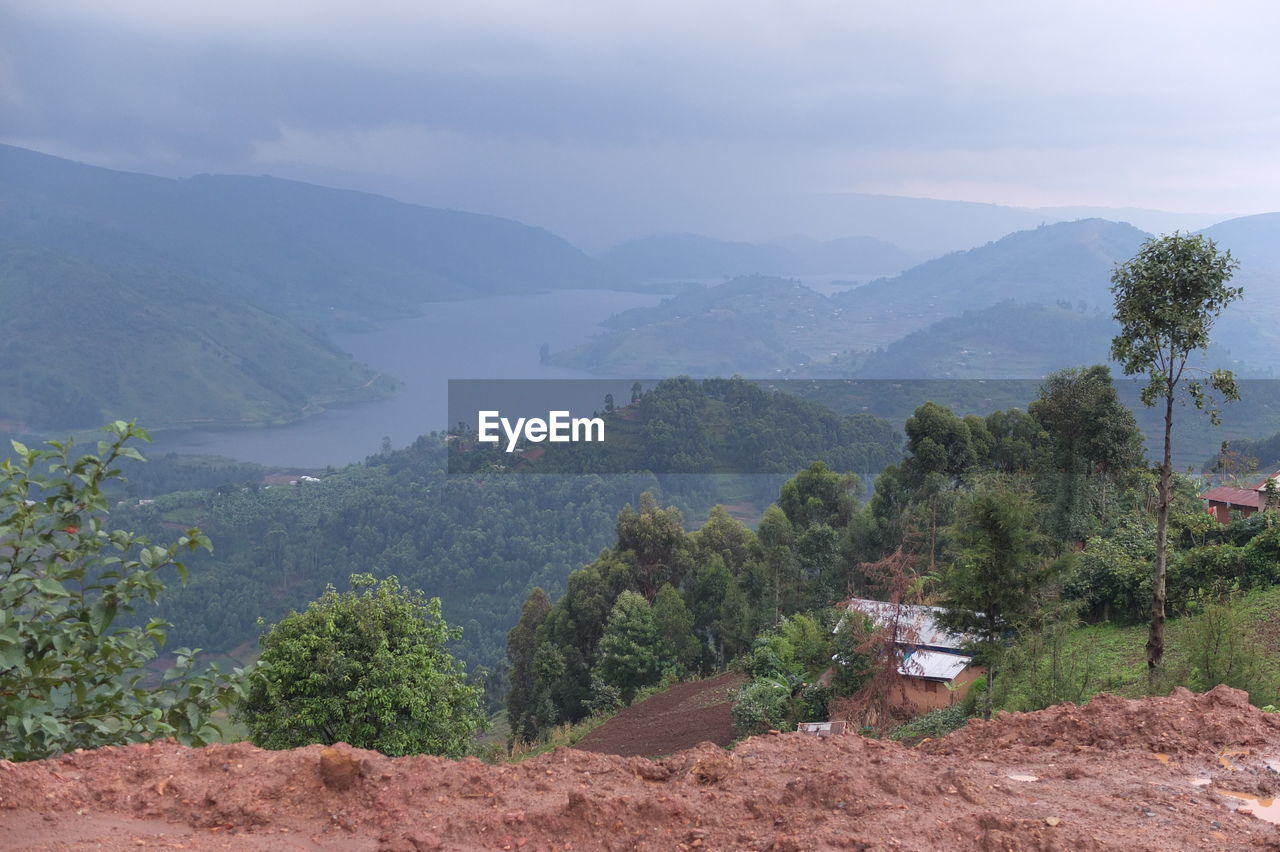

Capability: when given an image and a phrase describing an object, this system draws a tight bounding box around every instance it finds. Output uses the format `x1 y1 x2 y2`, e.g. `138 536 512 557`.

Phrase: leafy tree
1031 365 1143 543
0 423 244 761
652 583 701 675
506 587 552 742
237 573 484 757
938 479 1054 718
593 590 665 703
614 492 688 599
1110 232 1242 677
902 402 978 487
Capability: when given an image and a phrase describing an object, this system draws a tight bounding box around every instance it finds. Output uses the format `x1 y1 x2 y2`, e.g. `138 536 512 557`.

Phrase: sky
4 1 1279 250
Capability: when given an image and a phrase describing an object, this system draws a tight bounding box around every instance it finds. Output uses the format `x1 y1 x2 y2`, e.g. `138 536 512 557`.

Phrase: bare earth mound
574 672 746 757
3 685 1280 850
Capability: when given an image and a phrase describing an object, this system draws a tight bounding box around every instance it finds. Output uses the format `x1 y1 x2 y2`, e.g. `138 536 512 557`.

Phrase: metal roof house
1200 471 1280 523
841 598 985 712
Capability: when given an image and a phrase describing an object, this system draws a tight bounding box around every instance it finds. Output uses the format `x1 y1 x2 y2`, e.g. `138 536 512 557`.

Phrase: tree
593 590 665 703
652 583 701 675
1110 232 1242 678
506 587 552 742
237 573 484 757
938 479 1054 718
1030 365 1143 543
614 492 688 599
0 422 244 761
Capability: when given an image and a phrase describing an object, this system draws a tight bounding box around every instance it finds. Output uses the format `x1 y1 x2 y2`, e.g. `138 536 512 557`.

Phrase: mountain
0 244 391 431
551 276 830 374
845 301 1117 379
598 232 917 281
554 218 1280 380
829 218 1151 346
0 144 624 323
1199 213 1280 272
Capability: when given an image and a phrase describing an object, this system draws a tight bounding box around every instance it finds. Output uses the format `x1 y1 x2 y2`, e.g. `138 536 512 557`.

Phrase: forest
505 362 1280 743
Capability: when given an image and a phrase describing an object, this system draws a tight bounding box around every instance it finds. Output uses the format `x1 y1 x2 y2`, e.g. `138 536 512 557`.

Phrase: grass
996 586 1280 712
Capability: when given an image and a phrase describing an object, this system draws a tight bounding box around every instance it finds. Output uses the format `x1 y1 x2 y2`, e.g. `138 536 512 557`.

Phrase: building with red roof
1200 472 1280 523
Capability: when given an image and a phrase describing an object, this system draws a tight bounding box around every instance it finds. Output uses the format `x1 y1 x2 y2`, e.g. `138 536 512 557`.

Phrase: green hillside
0 144 625 323
829 218 1150 346
450 376 902 476
0 245 390 430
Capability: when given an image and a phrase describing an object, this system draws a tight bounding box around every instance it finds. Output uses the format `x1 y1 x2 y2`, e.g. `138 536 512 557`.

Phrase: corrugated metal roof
843 598 972 651
899 648 972 681
1199 486 1262 508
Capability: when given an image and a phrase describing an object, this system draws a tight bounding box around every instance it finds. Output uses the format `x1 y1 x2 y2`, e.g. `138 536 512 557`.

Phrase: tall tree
1109 233 1241 678
938 479 1052 718
505 587 552 742
593 590 665 703
1030 365 1143 543
614 492 688 599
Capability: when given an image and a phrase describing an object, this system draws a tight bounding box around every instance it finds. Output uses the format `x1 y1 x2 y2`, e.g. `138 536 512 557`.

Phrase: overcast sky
4 1 1278 249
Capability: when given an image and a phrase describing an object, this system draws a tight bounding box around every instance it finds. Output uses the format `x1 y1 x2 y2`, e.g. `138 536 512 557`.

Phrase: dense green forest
118 378 905 695
450 376 900 476
506 363 1280 742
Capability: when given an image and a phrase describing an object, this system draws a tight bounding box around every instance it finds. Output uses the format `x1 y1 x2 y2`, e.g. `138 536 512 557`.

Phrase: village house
840 598 985 713
1199 471 1280 523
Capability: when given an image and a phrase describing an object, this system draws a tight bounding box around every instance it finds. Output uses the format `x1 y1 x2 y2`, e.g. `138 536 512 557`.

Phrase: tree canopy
237 573 485 757
1110 232 1241 674
0 423 244 761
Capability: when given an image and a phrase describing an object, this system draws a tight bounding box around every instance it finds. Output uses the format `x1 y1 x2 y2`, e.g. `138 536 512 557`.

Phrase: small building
840 598 985 713
1200 471 1280 523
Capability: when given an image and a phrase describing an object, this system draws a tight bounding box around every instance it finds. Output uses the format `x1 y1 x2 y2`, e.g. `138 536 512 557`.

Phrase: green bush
730 677 791 736
0 424 246 761
237 573 485 757
891 704 971 742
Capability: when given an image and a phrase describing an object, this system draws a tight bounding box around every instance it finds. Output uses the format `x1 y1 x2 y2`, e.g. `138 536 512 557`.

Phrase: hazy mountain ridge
553 217 1280 379
0 244 391 431
0 144 626 322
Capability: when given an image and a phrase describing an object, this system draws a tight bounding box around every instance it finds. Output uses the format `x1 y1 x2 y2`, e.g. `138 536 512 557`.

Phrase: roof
842 598 971 652
1251 472 1280 491
899 648 972 681
1199 485 1262 509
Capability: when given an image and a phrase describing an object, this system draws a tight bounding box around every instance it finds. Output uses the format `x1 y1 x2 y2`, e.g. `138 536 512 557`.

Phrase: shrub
237 573 485 757
730 677 790 736
0 424 245 761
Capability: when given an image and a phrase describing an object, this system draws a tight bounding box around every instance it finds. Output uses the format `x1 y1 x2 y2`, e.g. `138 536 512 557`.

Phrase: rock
1045 816 1062 827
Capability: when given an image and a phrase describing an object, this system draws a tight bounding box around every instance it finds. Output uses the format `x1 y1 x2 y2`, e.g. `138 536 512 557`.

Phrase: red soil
574 672 746 758
3 685 1280 850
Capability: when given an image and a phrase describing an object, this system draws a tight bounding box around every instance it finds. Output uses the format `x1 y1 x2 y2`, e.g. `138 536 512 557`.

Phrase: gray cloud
4 1 1278 246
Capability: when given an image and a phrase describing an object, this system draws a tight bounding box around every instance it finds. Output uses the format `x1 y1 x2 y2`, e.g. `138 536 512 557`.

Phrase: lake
152 289 662 467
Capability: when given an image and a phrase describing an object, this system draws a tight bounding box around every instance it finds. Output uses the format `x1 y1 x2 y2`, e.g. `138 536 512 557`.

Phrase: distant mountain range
555 216 1280 380
0 144 626 431
1 144 623 322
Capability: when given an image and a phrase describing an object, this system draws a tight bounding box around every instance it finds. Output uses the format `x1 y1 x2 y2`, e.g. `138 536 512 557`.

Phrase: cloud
4 0 1279 240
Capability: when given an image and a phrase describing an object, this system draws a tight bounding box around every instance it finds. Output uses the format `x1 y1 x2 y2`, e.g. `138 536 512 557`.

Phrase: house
1200 471 1280 523
840 598 986 713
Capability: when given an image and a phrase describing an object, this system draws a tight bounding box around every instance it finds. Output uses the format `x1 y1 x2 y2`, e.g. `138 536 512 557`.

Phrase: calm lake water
153 289 662 467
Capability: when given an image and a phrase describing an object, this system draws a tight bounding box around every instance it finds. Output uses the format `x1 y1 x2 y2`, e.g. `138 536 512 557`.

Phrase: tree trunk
1147 386 1174 684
